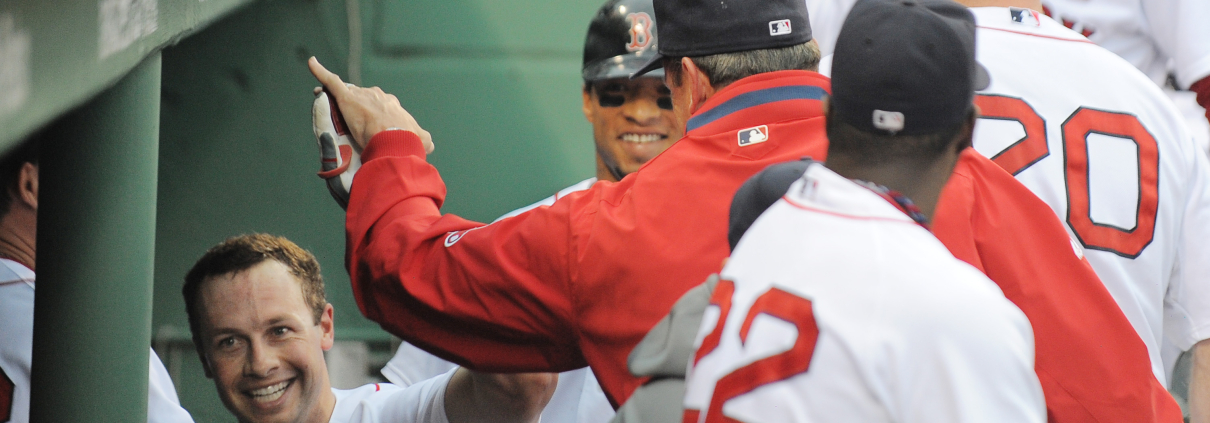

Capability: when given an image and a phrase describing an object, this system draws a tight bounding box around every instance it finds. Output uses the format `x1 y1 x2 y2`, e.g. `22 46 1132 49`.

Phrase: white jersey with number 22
683 164 1044 423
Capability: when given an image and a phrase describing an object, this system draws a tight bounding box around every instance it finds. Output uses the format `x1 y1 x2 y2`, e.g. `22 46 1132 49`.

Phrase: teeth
621 134 663 143
249 381 289 402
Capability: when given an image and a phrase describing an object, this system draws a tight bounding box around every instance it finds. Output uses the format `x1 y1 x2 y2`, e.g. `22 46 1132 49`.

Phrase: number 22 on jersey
975 94 1159 258
685 280 821 423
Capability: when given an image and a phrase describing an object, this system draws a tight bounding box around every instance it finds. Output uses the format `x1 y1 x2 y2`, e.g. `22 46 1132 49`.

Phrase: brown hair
183 233 326 349
663 41 821 89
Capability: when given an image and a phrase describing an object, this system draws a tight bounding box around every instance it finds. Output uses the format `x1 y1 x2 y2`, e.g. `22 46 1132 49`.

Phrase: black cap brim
974 62 990 91
630 54 666 79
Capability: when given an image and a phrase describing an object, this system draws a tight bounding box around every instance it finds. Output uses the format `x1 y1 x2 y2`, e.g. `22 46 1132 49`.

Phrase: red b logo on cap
626 12 653 51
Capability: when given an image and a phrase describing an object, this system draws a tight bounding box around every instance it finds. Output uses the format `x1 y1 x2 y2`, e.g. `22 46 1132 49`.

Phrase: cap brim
630 54 666 79
974 62 990 91
584 52 665 81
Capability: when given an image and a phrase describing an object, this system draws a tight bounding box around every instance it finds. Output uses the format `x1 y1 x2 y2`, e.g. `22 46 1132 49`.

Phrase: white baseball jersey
967 7 1210 385
0 259 194 423
683 164 1044 423
333 369 453 423
381 176 614 423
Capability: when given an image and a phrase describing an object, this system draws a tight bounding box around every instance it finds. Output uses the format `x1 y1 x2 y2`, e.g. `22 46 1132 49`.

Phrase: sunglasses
593 82 673 110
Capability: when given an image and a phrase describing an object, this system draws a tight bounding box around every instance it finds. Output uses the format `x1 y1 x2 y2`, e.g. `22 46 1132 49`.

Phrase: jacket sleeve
344 130 588 373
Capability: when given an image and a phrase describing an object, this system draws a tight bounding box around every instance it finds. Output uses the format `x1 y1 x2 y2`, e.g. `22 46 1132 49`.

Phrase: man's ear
17 163 36 211
682 58 715 113
319 303 335 351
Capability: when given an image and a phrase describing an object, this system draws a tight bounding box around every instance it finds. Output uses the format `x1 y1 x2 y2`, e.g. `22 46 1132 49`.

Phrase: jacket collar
685 70 831 136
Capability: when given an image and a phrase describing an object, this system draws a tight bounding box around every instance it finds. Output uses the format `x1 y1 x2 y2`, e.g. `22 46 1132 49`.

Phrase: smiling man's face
583 76 682 181
198 259 335 423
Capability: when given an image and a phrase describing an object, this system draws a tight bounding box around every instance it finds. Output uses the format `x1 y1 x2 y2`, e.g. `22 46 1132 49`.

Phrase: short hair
0 137 40 217
825 108 974 166
183 234 326 350
663 41 821 89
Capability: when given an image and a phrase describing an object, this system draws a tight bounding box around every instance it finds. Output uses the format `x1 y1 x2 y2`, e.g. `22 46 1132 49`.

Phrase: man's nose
622 94 661 125
243 339 280 377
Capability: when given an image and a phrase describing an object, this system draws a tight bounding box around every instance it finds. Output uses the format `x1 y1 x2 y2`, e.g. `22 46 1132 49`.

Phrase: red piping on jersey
781 195 920 225
977 25 1094 44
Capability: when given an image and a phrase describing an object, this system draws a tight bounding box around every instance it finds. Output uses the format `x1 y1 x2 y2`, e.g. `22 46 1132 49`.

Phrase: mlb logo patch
1009 7 1041 27
738 125 770 146
872 110 905 132
769 19 791 36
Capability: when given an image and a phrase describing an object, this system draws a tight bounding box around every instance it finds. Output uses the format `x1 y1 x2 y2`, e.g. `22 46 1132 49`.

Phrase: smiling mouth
247 380 292 403
619 133 667 143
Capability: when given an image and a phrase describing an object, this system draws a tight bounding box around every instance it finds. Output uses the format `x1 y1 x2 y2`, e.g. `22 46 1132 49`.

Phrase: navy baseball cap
830 0 990 136
630 0 813 78
582 0 664 81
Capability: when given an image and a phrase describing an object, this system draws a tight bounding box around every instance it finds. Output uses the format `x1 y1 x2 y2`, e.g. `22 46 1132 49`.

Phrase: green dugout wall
7 0 600 421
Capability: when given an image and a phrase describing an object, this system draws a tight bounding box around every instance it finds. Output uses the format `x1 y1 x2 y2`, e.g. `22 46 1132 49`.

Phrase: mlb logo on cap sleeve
739 125 770 146
872 110 905 132
769 19 792 36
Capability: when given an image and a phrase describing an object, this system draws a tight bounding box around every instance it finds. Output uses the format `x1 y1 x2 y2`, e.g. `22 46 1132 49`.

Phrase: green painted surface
0 0 254 152
30 53 162 423
153 0 601 420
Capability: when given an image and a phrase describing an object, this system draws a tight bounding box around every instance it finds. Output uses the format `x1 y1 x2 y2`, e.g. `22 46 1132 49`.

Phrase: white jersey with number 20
683 164 1044 423
968 7 1210 385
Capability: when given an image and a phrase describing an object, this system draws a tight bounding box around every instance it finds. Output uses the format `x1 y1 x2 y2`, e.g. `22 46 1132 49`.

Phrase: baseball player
0 139 195 423
183 234 555 423
685 4 1045 420
370 1 676 421
962 2 1210 419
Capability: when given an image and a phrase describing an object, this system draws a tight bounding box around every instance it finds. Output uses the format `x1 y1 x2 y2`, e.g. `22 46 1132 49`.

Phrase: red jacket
935 149 1181 423
346 70 1177 421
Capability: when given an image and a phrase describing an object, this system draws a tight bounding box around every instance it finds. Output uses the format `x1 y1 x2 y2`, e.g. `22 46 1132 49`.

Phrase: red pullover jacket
345 70 1178 421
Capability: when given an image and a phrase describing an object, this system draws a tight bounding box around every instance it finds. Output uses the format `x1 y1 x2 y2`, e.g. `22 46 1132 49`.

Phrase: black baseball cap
830 0 990 136
583 0 664 81
630 0 813 78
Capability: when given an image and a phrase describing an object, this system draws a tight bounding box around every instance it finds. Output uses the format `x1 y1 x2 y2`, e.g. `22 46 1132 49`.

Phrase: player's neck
0 210 36 271
824 156 956 222
313 387 339 423
596 157 621 183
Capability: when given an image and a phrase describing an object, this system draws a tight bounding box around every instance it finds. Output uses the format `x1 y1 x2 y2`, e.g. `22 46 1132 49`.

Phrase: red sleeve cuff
1190 76 1210 119
363 130 427 162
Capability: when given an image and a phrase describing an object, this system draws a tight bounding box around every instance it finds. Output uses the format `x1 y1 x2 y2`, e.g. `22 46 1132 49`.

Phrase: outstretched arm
306 57 589 373
445 370 558 423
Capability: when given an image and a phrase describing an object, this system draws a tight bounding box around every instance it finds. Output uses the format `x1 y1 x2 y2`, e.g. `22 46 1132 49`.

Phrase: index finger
308 57 351 98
